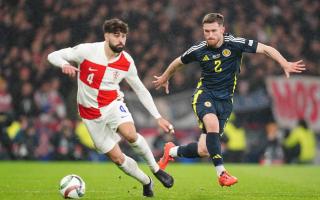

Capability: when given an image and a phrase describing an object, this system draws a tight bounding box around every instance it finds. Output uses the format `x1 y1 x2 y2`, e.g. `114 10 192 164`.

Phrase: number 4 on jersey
87 73 94 84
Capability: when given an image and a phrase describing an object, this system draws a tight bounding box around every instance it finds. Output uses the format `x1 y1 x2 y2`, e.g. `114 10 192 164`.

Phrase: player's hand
62 64 80 78
282 60 306 78
157 117 175 134
153 75 170 94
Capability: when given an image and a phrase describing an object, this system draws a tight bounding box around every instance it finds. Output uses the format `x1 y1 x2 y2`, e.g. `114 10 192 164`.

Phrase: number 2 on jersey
214 59 222 73
87 73 94 84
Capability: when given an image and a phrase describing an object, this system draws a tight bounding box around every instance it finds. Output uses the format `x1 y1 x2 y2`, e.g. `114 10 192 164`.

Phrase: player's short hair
103 18 129 34
202 13 224 25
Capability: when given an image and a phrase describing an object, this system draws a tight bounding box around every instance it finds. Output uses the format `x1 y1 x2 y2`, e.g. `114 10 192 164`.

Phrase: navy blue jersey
181 33 258 99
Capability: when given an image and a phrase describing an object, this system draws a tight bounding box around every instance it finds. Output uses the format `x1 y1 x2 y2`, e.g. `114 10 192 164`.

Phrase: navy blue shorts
191 88 233 134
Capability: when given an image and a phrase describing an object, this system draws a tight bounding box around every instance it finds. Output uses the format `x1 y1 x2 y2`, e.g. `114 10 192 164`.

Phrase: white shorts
82 100 134 154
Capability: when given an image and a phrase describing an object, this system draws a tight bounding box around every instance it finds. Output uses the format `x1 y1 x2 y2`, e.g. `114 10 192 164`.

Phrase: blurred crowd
0 0 319 162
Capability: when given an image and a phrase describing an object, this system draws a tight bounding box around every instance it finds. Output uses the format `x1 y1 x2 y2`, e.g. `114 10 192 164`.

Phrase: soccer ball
59 174 86 199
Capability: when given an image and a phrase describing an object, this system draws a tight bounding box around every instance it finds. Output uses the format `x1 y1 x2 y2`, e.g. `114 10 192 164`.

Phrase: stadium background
0 0 319 164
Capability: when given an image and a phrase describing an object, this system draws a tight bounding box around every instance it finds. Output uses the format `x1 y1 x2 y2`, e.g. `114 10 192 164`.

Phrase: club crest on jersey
113 71 119 80
204 101 212 107
222 49 231 57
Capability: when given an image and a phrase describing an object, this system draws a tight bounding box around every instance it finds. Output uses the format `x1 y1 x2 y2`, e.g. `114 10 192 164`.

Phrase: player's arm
256 43 306 78
47 46 82 77
153 57 185 94
125 64 174 134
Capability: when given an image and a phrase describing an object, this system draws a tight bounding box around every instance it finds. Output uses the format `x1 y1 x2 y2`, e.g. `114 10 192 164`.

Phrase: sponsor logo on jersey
212 54 221 59
204 101 212 107
202 55 210 61
222 49 231 57
88 67 98 71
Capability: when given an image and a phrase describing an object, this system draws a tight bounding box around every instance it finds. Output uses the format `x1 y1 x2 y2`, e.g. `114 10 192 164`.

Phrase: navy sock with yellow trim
206 132 223 166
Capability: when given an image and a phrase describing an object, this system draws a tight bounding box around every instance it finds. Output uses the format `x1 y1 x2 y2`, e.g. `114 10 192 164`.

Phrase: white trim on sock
169 146 179 157
216 165 226 177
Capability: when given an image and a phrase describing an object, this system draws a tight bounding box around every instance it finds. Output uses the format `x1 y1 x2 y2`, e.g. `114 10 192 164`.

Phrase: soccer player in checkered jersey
154 13 305 187
48 18 174 197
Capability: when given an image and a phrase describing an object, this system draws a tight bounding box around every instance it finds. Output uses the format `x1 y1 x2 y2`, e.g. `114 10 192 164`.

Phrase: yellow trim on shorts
192 89 203 129
233 55 242 95
196 77 203 89
232 75 237 95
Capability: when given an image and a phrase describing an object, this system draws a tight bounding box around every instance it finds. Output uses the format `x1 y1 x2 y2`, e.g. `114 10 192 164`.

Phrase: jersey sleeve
241 38 258 53
125 61 162 119
229 36 258 53
180 45 198 64
47 44 85 67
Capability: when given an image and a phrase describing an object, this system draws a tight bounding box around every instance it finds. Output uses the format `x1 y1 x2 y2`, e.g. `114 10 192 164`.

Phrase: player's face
203 22 225 47
105 32 127 53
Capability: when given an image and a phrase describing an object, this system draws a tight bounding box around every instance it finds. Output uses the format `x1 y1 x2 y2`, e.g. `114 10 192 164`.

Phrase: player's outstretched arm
153 57 184 94
256 43 306 78
48 48 80 78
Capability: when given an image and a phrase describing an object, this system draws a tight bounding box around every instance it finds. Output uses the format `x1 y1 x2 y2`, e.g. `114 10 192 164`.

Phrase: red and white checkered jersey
48 41 161 120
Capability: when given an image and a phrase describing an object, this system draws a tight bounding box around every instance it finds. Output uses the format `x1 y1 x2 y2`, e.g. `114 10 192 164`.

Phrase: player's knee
125 132 138 143
110 154 125 165
118 122 137 143
203 115 219 132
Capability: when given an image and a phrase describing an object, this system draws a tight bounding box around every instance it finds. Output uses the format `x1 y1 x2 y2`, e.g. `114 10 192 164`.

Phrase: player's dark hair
202 13 224 25
103 18 129 34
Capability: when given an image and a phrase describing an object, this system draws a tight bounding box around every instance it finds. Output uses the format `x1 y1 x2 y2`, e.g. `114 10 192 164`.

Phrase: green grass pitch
0 162 319 200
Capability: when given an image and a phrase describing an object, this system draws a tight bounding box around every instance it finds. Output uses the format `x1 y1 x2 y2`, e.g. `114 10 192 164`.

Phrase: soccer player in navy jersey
153 13 305 186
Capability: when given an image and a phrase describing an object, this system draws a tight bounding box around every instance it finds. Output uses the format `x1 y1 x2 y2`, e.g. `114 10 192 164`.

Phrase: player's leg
202 113 226 175
158 89 211 169
105 143 154 197
172 142 200 158
202 99 237 186
158 133 209 170
110 101 159 173
175 133 210 158
106 144 150 184
117 122 174 188
112 100 173 188
192 89 237 186
197 133 210 157
81 118 153 197
176 133 211 158
117 122 159 172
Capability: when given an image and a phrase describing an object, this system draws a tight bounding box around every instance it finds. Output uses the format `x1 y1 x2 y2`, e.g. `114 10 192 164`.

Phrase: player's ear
220 26 225 34
104 33 109 42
